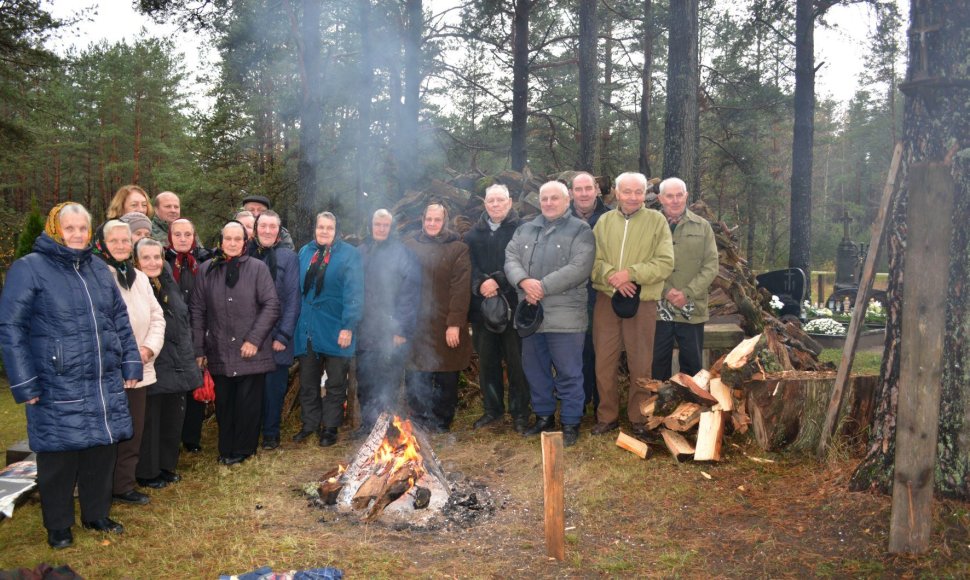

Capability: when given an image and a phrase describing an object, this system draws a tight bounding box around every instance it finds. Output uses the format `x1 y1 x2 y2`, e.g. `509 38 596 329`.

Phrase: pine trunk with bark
296 0 323 242
398 0 423 194
662 0 698 193
577 0 598 173
788 0 814 279
510 0 530 172
356 0 374 216
638 0 653 177
850 0 970 500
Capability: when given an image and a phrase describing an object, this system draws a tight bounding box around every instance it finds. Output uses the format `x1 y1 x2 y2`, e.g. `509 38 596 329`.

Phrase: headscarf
247 213 280 281
209 220 247 289
167 218 199 285
45 202 92 247
303 242 332 298
93 221 137 290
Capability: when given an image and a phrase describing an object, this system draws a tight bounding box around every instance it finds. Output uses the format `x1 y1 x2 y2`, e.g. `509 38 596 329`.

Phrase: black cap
481 294 512 334
611 284 642 319
241 194 272 209
514 300 544 338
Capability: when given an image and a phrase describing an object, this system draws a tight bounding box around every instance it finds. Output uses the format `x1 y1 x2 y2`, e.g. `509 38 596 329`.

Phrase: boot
562 424 580 447
318 427 339 447
522 415 556 437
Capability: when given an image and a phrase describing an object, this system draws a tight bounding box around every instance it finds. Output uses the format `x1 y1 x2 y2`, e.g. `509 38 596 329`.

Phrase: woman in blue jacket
0 203 142 549
292 212 363 447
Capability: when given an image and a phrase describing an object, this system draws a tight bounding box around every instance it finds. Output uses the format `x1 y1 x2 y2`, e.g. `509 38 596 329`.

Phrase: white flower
804 318 847 336
769 295 784 313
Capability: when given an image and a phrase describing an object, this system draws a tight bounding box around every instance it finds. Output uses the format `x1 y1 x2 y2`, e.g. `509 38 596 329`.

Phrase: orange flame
371 416 426 483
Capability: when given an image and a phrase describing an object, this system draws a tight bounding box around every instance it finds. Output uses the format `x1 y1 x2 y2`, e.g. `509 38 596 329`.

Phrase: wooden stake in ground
888 163 952 554
818 142 903 458
541 431 565 560
615 432 649 459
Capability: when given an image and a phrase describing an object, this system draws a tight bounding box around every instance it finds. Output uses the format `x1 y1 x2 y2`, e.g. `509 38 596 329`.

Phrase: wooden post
888 163 952 554
541 431 565 560
818 142 903 458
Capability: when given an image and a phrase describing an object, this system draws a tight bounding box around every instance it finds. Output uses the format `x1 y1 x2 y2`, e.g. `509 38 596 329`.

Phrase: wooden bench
670 322 745 373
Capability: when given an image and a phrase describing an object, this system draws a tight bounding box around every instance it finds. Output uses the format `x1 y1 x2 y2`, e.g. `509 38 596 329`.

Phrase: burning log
413 486 431 510
366 464 419 520
615 432 649 459
318 466 345 505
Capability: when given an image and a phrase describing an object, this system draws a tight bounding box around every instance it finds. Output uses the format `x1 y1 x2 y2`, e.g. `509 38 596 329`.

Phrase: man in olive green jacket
590 172 674 436
652 177 719 380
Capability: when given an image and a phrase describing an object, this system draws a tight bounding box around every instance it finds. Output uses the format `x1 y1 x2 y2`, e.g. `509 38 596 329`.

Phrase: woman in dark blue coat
0 202 142 549
247 210 301 450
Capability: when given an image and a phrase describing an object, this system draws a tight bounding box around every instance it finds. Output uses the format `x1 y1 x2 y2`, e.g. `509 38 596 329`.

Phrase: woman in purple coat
190 221 280 465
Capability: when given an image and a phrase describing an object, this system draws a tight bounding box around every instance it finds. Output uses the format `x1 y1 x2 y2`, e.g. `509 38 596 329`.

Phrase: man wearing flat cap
242 194 295 250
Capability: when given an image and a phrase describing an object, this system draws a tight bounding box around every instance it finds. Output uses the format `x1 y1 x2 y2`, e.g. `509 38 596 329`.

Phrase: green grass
819 348 883 374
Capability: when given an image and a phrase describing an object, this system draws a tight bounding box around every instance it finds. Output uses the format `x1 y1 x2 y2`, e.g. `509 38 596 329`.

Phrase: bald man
151 191 182 244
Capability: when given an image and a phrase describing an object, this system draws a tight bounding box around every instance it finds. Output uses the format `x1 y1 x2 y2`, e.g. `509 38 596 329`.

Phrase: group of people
0 170 717 549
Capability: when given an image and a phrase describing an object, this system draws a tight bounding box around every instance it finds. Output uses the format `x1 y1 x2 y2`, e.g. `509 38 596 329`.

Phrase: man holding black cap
590 172 674 438
464 184 531 433
242 193 295 250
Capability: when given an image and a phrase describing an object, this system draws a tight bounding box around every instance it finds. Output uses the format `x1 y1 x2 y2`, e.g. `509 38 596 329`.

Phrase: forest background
0 0 904 280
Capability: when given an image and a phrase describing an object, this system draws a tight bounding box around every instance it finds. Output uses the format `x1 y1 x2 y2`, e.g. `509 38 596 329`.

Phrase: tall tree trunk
510 0 530 172
850 0 970 499
638 0 653 177
598 7 613 177
296 0 323 244
788 0 814 281
356 0 374 224
577 0 598 173
662 0 699 193
397 0 422 194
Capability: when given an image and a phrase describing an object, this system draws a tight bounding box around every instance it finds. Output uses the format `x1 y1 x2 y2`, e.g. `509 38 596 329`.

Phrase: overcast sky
44 0 906 113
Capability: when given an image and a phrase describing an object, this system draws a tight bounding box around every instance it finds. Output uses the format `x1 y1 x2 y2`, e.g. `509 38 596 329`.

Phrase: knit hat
119 211 153 234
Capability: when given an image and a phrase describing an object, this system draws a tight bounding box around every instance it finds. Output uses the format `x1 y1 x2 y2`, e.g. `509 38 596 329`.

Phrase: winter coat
592 207 675 302
165 246 213 312
109 266 165 388
663 209 719 323
0 233 141 453
149 266 202 395
151 214 170 244
190 255 280 377
404 231 472 371
357 236 421 353
293 240 363 358
570 196 610 228
262 247 301 366
463 209 522 325
505 212 595 333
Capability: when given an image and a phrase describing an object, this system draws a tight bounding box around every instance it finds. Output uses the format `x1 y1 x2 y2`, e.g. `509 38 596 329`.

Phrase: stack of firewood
617 332 783 462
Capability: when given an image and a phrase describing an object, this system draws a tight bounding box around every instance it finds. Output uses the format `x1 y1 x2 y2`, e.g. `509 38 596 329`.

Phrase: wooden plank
541 431 565 560
818 142 903 458
694 411 724 461
615 432 649 459
889 162 952 554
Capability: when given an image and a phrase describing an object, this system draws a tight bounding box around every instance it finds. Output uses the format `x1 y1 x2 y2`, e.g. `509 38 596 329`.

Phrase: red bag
193 368 216 403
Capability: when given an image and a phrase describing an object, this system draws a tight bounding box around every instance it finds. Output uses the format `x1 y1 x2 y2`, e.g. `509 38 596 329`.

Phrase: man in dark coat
404 204 472 433
463 185 531 433
356 209 421 434
569 171 610 415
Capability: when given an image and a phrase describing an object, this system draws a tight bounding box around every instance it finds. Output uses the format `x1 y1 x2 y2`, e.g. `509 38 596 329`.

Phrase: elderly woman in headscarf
106 184 153 220
133 238 201 488
93 220 166 506
292 212 363 447
190 221 280 465
165 217 213 453
247 210 301 450
0 203 141 549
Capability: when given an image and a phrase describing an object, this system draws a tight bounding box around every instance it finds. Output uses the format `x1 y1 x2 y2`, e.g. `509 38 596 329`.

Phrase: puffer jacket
591 206 675 301
149 266 202 395
190 255 280 377
357 235 421 352
109 265 165 388
293 240 363 358
404 230 472 372
249 246 301 366
464 209 522 324
0 233 141 452
504 212 595 333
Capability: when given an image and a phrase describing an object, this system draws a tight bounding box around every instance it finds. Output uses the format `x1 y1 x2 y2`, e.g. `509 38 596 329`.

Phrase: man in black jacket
464 184 531 433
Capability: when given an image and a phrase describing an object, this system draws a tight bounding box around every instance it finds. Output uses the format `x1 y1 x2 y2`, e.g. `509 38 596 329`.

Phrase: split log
646 416 665 430
709 378 734 411
616 432 649 459
654 383 690 416
663 402 702 432
731 398 751 434
366 465 418 520
352 470 391 510
638 378 663 393
671 373 718 405
745 373 878 451
661 429 695 462
638 395 658 418
694 411 725 462
692 369 711 391
721 334 780 389
318 467 345 505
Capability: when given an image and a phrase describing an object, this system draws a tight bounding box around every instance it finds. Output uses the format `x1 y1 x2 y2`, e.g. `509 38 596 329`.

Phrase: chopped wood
638 378 663 393
365 465 418 520
654 382 690 416
709 354 726 377
692 369 711 391
638 395 658 418
663 402 702 432
413 486 431 509
671 373 718 405
709 378 734 411
541 432 565 561
694 411 725 462
646 416 665 430
731 398 751 434
351 471 390 510
661 429 695 462
615 432 649 459
318 467 345 505
725 334 763 369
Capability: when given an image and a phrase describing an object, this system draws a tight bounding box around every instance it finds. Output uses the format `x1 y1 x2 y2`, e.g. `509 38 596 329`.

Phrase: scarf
167 220 199 284
45 202 92 247
248 214 280 280
302 243 332 297
208 220 248 289
93 222 137 290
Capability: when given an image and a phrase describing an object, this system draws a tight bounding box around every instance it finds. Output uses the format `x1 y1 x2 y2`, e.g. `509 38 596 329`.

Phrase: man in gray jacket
505 181 595 447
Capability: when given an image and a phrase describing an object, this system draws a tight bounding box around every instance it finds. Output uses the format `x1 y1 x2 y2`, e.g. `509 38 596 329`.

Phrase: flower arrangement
803 301 832 318
865 299 886 324
769 294 784 314
804 317 847 336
